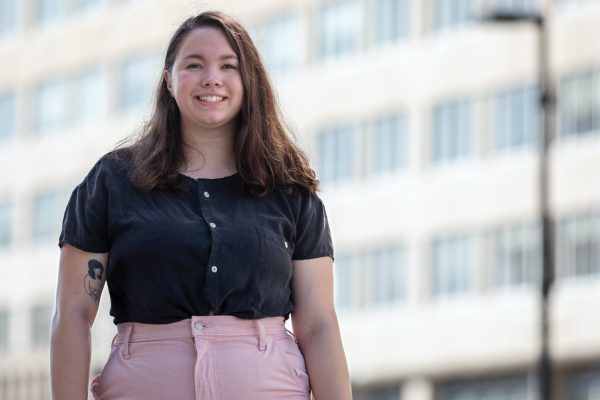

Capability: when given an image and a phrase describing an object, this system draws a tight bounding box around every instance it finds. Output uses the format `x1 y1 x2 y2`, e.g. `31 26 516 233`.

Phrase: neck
180 122 237 179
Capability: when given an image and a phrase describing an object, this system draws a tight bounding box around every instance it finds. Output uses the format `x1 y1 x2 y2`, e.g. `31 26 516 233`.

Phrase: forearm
297 321 352 400
50 312 92 400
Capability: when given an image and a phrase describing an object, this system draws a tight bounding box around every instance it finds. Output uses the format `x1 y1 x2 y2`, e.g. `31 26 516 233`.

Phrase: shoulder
280 187 327 221
82 149 132 185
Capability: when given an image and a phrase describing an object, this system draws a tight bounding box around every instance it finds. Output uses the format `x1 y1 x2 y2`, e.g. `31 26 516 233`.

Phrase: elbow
52 305 93 335
293 310 340 344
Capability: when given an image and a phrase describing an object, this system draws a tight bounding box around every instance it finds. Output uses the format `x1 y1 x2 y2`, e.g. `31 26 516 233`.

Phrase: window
373 0 409 44
34 79 67 136
353 383 401 400
556 0 600 7
74 0 101 11
431 235 473 298
492 85 540 151
30 304 52 349
0 0 17 38
370 113 408 175
35 0 67 26
490 223 540 288
559 68 600 138
317 125 357 184
439 376 528 400
0 309 8 353
431 0 482 31
556 213 600 278
490 0 536 14
318 0 363 60
0 92 15 143
0 201 11 249
432 99 472 164
33 191 67 244
334 254 363 309
255 12 303 75
119 54 160 113
365 246 405 305
569 369 600 400
72 68 106 126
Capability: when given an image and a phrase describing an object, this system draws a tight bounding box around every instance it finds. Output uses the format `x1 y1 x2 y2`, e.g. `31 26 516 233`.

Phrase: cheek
173 74 197 93
233 79 244 102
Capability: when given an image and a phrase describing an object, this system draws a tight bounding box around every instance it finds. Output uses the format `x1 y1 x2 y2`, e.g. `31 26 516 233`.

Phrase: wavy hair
119 11 319 196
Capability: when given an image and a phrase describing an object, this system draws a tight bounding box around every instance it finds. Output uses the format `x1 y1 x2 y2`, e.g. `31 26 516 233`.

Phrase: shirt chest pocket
255 226 294 286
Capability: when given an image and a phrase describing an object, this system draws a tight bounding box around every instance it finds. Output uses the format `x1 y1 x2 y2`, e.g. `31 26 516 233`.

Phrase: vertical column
402 377 435 400
410 0 429 41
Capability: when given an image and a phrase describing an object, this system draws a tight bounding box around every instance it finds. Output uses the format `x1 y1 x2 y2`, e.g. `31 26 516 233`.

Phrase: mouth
195 95 227 104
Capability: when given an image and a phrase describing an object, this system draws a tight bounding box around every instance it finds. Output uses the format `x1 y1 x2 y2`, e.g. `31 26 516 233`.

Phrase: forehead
176 27 237 60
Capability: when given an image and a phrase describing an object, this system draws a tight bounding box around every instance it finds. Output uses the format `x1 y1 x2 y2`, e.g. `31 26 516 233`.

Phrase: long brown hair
119 11 319 196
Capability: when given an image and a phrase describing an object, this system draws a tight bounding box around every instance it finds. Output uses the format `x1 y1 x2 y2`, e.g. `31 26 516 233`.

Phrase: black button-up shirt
59 153 334 324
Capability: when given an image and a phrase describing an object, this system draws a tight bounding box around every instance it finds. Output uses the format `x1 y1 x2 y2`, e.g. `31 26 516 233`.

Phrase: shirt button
209 222 216 228
211 266 218 273
204 191 210 198
194 321 205 330
284 241 288 248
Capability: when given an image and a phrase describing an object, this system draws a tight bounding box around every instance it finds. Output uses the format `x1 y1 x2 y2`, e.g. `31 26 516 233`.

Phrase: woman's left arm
291 256 352 400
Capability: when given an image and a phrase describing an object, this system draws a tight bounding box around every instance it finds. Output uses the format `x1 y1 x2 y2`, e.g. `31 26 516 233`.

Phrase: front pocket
255 227 294 293
89 373 102 399
272 334 310 388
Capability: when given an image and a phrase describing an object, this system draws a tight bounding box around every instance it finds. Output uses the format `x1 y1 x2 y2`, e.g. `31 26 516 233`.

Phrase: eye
187 63 202 69
222 64 238 70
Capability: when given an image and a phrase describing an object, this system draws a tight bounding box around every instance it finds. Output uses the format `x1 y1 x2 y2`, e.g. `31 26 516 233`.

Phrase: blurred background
0 0 599 399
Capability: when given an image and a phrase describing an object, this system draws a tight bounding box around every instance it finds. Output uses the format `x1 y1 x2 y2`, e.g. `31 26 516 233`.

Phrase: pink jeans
90 315 311 399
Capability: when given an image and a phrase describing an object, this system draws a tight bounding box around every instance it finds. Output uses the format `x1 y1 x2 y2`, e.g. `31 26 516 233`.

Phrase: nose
202 67 222 87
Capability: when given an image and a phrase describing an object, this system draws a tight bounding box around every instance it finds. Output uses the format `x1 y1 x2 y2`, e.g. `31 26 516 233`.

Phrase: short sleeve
58 158 111 253
292 192 334 261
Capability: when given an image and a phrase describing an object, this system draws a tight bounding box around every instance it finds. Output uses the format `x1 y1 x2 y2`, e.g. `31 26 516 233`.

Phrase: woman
50 10 352 400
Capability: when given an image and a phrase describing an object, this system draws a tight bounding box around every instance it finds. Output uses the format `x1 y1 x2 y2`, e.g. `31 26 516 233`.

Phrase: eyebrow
183 54 238 61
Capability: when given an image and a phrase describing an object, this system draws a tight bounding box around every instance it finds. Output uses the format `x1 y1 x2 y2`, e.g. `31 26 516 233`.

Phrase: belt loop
255 320 267 351
285 327 298 343
120 323 133 360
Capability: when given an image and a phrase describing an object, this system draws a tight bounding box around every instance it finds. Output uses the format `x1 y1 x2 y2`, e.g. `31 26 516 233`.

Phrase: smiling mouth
195 95 226 103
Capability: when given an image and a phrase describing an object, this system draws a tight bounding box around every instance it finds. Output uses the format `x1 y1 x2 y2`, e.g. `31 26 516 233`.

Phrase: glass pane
72 68 106 125
374 0 409 43
0 0 17 35
334 254 362 309
259 12 302 75
119 54 159 113
439 377 528 400
0 310 7 353
372 114 407 174
570 369 600 400
0 93 15 142
319 0 362 60
0 202 11 248
559 75 578 137
36 0 66 25
30 304 52 348
35 79 67 136
432 235 473 297
32 191 67 243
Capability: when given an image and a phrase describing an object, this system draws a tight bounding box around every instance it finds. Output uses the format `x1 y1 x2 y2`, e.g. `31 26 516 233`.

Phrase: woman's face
164 27 244 135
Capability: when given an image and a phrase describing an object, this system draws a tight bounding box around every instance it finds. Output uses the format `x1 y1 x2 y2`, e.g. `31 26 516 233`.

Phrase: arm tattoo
83 259 105 302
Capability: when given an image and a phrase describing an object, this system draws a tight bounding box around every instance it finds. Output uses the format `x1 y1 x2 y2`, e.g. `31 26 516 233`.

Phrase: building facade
0 0 599 399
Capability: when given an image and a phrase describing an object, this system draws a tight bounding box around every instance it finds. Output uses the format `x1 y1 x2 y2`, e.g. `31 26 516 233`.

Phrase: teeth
198 96 224 102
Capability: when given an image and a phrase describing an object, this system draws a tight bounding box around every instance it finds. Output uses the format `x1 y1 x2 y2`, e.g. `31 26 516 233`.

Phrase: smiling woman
164 27 244 137
50 10 351 400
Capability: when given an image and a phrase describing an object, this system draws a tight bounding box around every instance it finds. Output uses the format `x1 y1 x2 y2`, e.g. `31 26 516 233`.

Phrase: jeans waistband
113 316 289 359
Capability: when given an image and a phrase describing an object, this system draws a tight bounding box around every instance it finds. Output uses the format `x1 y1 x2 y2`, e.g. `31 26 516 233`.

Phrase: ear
163 70 173 95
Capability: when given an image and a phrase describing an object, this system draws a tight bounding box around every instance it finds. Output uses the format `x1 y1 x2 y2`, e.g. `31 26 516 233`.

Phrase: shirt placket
197 183 220 313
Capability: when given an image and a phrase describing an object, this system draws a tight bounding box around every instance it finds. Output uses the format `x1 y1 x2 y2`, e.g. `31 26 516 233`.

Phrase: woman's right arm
51 244 108 400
